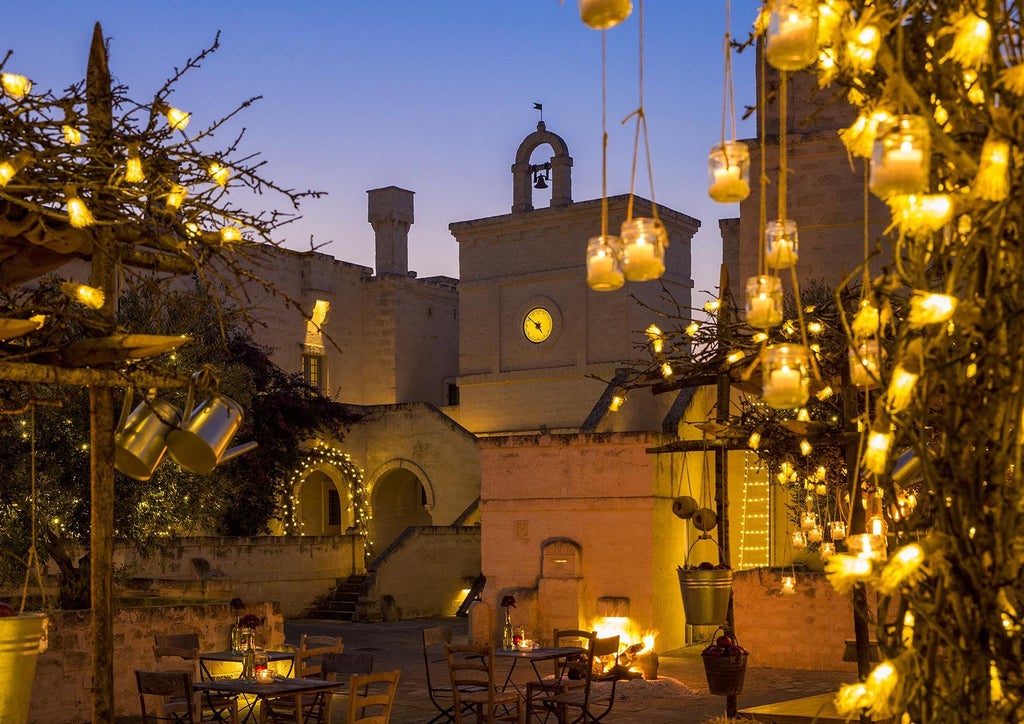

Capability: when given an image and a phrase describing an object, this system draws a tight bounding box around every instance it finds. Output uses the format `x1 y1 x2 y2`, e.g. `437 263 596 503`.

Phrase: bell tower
511 121 573 213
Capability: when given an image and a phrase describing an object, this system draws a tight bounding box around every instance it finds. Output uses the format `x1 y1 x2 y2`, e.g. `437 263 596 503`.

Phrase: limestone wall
111 535 364 618
366 526 482 620
733 568 869 671
28 601 283 723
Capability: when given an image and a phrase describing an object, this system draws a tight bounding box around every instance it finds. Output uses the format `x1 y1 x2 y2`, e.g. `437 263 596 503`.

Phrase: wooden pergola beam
0 361 188 389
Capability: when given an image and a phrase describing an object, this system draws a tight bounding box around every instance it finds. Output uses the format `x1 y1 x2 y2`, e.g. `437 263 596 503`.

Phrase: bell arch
512 121 573 213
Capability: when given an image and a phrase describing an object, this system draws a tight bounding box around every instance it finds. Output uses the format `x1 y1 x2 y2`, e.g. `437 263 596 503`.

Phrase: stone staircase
305 574 370 621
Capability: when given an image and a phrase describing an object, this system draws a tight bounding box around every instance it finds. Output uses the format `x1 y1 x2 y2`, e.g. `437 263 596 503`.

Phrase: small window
446 382 460 406
327 488 341 527
303 353 324 392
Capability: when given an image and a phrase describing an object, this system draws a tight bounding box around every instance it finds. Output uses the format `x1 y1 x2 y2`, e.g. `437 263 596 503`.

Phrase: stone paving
285 617 856 724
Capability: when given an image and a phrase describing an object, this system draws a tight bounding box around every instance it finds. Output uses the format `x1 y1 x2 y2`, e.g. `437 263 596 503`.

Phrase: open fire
590 615 660 680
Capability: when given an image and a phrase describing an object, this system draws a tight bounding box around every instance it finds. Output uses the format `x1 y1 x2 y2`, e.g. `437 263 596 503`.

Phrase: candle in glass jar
830 520 847 540
708 166 750 202
873 145 925 191
768 14 817 69
765 364 803 404
622 241 665 280
781 575 797 594
747 294 782 328
766 237 798 268
587 252 622 290
807 526 823 543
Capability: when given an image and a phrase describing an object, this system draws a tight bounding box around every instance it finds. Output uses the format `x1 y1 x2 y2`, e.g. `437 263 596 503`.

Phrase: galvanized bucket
677 536 732 626
0 613 49 724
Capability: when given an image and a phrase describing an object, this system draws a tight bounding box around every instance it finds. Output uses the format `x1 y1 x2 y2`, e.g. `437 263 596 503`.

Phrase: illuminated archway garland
281 442 373 558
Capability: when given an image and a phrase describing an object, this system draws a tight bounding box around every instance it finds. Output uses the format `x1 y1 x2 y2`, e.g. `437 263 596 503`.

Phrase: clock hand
527 317 543 332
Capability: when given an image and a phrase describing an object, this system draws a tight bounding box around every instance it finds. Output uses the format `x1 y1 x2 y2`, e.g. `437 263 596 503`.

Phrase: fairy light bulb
220 226 242 243
64 185 95 227
60 281 105 310
164 105 190 130
165 184 187 211
0 150 33 186
125 142 145 183
0 73 31 99
208 160 231 186
62 124 83 145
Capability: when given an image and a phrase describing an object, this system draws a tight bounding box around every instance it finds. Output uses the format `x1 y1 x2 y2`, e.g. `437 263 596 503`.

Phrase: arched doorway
282 444 370 548
296 469 350 535
368 463 434 552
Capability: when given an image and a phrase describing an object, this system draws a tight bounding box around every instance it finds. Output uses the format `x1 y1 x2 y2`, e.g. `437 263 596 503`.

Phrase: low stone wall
367 526 481 620
112 534 365 618
28 601 283 723
733 568 875 671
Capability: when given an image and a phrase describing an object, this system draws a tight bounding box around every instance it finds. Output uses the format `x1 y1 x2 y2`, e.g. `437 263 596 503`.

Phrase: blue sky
4 1 760 297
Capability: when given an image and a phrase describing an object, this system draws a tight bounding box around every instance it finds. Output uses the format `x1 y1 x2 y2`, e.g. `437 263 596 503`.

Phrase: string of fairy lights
280 443 373 560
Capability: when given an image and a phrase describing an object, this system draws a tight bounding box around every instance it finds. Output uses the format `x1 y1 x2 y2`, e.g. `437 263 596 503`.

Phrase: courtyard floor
283 616 856 724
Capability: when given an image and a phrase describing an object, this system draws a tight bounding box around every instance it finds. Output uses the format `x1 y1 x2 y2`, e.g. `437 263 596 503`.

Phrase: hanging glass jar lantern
849 338 883 389
819 541 836 559
762 344 811 409
586 235 625 291
791 530 807 550
807 526 823 543
830 520 847 540
619 217 667 282
578 0 632 30
766 0 819 71
800 511 817 530
707 141 751 203
745 275 784 329
765 219 799 269
869 115 931 199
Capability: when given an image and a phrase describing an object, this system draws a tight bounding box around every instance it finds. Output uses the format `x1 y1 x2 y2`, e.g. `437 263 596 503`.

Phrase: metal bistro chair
532 635 621 724
446 643 524 724
524 630 595 722
345 669 402 724
136 669 197 724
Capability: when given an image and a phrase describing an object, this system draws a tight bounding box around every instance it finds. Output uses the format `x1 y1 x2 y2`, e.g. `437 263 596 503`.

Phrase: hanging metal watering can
165 386 257 474
114 390 182 481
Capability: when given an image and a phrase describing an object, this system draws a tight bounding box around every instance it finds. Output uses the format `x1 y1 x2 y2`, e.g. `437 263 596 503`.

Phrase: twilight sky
4 1 761 298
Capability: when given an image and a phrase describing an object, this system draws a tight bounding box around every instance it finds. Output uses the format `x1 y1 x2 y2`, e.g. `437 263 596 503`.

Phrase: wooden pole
86 23 117 723
713 263 739 719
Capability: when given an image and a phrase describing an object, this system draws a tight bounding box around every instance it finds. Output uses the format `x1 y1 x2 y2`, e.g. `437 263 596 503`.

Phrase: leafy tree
0 279 360 608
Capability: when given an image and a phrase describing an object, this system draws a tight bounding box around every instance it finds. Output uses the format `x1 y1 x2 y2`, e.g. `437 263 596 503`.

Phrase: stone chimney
367 186 414 276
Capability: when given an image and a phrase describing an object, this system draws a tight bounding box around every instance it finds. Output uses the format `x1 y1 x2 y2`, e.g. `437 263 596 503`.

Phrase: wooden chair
136 669 196 724
295 633 344 678
154 632 202 651
345 669 401 724
446 643 524 724
532 635 621 724
264 651 375 724
153 638 240 723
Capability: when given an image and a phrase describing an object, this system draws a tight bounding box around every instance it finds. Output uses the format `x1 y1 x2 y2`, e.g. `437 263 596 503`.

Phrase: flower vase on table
500 594 516 651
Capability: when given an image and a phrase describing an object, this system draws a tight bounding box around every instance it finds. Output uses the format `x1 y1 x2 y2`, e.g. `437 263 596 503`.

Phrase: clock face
523 307 553 343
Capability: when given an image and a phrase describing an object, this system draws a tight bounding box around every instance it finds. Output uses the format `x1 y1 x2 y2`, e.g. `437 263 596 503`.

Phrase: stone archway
511 121 573 213
367 458 435 552
282 444 370 548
